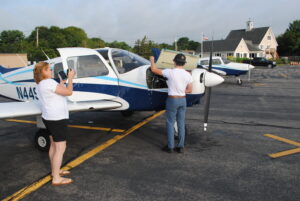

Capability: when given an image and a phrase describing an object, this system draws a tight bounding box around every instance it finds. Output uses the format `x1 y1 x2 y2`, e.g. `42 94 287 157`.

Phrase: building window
215 53 221 56
250 53 257 58
267 36 271 40
236 53 240 58
227 53 233 57
243 53 247 58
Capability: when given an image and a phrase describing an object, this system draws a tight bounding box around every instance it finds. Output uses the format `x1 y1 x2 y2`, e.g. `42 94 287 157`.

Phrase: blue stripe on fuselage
212 66 248 76
73 83 202 110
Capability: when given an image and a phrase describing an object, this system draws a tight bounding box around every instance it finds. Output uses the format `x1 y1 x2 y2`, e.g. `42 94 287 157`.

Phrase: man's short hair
173 53 186 66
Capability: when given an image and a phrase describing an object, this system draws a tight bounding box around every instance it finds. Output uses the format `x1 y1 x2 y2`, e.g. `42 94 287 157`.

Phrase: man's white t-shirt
37 79 69 120
162 68 193 96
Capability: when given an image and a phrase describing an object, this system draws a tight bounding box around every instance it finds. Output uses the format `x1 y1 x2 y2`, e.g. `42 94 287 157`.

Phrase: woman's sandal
59 170 71 176
52 178 73 186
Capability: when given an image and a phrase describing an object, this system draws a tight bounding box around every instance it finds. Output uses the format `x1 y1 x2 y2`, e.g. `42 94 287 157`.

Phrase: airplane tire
237 79 243 85
35 129 50 152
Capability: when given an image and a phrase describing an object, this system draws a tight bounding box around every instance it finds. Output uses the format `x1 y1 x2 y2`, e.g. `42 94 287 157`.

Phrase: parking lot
0 65 300 201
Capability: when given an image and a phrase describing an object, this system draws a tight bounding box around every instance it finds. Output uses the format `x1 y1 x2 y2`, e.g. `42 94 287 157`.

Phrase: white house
198 20 278 59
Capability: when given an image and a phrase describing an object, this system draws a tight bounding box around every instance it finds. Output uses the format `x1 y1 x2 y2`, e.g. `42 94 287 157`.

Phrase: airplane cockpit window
111 49 150 74
222 58 231 64
200 60 209 65
53 62 63 79
212 59 222 65
67 55 109 78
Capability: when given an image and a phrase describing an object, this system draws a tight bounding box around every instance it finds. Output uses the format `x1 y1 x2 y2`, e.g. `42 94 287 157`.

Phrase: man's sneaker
162 145 173 153
176 147 184 153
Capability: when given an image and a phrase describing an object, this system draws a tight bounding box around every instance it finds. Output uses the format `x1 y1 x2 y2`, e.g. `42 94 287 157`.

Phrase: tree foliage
277 20 300 56
0 30 25 53
176 37 200 51
133 36 160 59
0 26 203 62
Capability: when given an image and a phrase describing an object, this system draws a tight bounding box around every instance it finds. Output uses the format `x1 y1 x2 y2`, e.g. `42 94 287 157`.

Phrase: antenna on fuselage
41 49 50 61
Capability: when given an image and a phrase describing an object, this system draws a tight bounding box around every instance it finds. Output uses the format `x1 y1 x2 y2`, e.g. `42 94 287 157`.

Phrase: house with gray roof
197 20 278 59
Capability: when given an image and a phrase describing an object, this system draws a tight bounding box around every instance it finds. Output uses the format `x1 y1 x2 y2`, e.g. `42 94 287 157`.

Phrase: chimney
246 19 253 31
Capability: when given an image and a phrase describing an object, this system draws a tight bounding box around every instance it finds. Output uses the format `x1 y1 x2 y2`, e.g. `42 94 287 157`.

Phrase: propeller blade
203 40 213 132
203 87 211 131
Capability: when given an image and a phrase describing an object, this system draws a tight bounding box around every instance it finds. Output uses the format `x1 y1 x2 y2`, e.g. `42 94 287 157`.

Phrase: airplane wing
0 100 121 119
211 68 227 76
198 65 227 76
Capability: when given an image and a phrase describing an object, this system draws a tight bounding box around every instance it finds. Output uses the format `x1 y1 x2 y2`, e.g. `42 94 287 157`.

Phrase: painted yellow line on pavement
2 110 165 201
264 134 300 147
279 73 288 78
264 134 300 158
67 125 124 133
5 119 124 133
254 83 267 87
6 119 36 124
268 148 300 158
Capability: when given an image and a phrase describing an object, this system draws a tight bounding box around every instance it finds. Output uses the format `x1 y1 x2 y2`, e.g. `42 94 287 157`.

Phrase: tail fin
151 48 161 62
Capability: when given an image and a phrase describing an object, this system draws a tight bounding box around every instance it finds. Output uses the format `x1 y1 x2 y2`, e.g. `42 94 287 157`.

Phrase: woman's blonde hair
34 61 49 84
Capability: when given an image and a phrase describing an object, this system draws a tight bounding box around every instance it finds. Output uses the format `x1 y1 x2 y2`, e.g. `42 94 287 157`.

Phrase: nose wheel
236 78 243 85
35 129 50 152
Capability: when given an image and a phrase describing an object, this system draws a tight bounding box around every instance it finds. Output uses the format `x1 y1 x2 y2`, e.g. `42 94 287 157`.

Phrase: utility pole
174 38 178 51
201 32 203 58
36 28 39 47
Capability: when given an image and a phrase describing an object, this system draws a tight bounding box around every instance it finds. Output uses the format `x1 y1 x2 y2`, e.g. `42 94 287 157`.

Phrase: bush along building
198 20 278 59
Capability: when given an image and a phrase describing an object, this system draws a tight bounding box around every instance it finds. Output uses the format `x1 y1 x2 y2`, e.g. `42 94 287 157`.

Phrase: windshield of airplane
222 58 231 64
111 49 150 74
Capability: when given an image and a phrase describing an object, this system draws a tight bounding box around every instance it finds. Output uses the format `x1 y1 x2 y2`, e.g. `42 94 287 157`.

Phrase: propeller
203 40 213 132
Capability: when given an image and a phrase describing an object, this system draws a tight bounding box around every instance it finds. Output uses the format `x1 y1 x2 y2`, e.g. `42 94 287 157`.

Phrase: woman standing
34 61 75 186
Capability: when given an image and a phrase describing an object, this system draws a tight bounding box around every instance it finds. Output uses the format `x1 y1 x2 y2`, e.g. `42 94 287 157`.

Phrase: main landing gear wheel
35 129 50 152
237 78 243 85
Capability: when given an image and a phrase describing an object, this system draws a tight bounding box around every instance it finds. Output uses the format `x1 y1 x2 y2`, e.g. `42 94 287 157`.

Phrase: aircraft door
57 48 120 102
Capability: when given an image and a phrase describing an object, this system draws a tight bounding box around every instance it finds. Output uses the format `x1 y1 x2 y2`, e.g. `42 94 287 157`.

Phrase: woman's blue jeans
166 97 186 149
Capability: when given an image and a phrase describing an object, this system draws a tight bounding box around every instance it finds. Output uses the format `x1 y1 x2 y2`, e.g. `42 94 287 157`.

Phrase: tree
159 43 174 50
106 41 131 50
177 37 190 50
0 30 25 53
277 20 300 56
63 26 88 47
87 37 105 48
133 36 159 58
176 37 200 51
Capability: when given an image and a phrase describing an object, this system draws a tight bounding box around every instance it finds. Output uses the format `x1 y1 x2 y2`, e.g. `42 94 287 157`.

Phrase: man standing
150 54 193 153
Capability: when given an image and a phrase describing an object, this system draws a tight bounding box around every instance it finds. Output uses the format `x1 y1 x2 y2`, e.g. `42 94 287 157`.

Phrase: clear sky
0 0 299 45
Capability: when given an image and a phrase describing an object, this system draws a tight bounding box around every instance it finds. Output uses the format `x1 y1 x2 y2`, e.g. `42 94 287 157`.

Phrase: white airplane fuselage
0 48 224 112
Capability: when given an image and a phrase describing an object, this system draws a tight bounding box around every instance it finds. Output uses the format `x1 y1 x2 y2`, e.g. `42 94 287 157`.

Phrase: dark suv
243 57 276 68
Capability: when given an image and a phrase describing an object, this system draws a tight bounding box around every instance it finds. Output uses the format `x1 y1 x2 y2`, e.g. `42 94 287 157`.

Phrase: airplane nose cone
248 64 255 69
204 71 224 87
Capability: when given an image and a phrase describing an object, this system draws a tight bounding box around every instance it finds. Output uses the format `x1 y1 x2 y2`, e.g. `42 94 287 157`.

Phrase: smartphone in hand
58 71 67 81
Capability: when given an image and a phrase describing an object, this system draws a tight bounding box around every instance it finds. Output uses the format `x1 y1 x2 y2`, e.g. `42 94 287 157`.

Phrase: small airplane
197 56 255 85
0 47 224 150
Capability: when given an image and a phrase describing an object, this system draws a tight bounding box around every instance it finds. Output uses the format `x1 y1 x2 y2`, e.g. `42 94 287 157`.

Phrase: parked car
243 57 276 68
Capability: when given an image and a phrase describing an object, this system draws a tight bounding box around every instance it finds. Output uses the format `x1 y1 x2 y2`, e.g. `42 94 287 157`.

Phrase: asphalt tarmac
0 65 300 201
